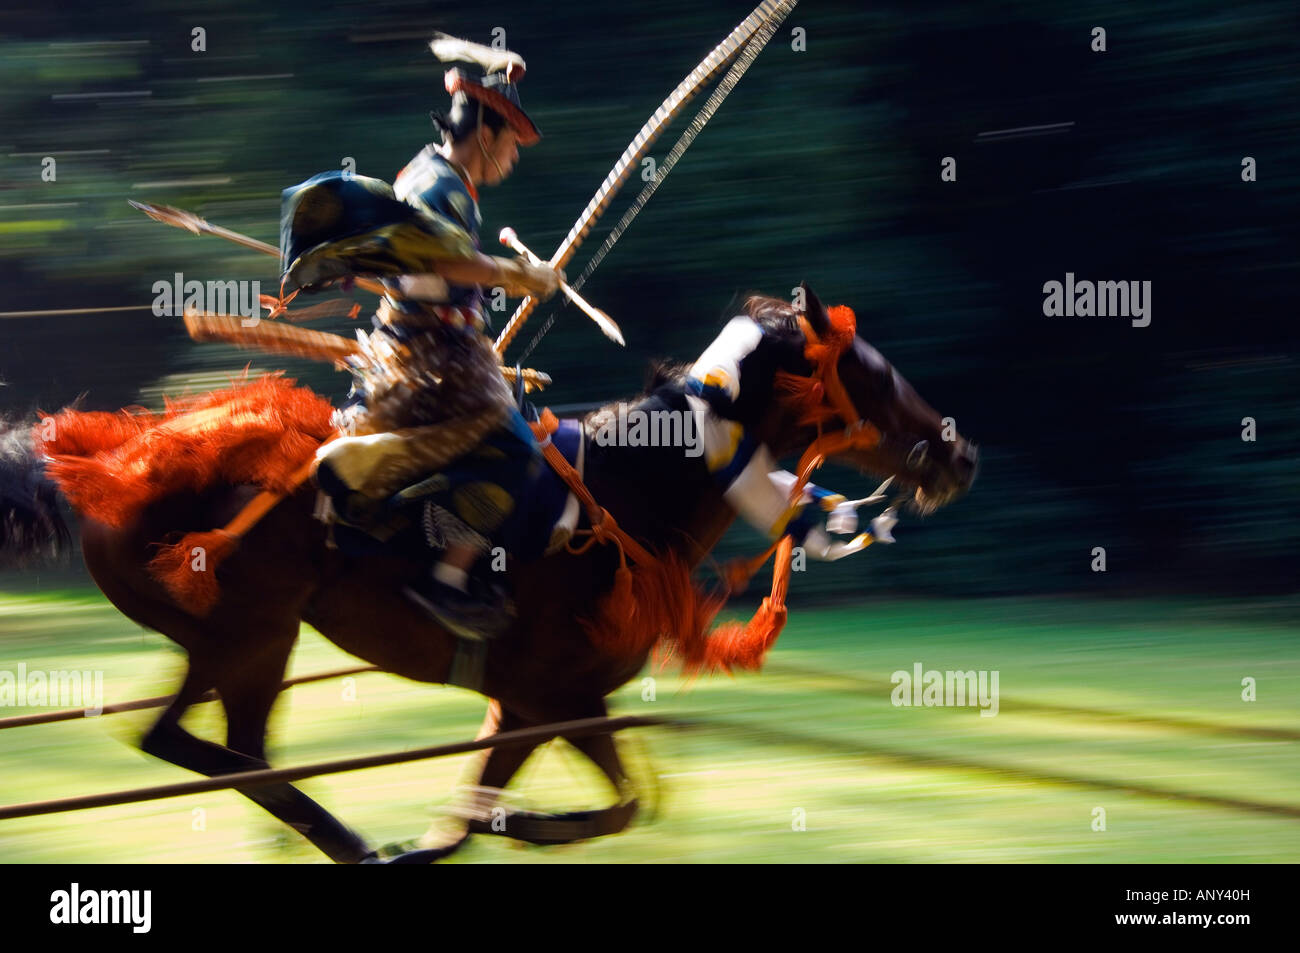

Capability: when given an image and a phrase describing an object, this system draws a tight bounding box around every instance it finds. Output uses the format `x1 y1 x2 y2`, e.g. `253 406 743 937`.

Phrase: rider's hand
520 259 562 300
492 256 563 301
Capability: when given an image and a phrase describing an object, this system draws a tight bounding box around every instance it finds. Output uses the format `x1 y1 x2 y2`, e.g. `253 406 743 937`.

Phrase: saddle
319 416 587 568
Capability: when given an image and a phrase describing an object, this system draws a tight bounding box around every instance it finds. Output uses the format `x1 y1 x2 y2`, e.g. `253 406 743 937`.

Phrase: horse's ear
799 281 831 338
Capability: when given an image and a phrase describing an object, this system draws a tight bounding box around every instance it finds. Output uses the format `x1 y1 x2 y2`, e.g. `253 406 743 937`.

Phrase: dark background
1 0 1296 597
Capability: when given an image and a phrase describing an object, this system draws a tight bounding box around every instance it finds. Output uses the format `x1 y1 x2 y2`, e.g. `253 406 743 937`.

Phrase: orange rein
729 307 880 628
529 408 655 575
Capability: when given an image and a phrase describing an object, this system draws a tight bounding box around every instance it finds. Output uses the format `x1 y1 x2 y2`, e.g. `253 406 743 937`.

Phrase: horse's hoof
468 800 639 844
363 833 469 863
377 848 447 864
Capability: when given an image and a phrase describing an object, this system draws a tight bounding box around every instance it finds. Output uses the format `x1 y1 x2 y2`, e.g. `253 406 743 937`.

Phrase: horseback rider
278 34 563 639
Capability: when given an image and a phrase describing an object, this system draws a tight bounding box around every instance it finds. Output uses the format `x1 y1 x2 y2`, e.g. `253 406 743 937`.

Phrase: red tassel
34 409 152 458
827 304 857 341
147 529 240 616
583 552 693 660
680 597 787 674
608 564 636 626
580 547 794 676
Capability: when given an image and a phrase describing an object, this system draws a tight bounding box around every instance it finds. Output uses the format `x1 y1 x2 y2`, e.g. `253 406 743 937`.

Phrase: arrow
499 228 624 346
127 200 391 298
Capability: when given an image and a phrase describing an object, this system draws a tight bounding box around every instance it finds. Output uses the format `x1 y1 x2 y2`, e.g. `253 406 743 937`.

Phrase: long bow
493 0 798 357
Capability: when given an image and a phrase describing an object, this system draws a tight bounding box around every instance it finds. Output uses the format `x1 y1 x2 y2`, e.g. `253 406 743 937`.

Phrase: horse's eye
907 440 929 469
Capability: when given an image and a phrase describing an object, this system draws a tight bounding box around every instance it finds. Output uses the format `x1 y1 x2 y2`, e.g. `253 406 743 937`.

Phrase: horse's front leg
467 697 641 845
558 699 640 836
142 636 374 864
563 721 639 811
408 699 539 854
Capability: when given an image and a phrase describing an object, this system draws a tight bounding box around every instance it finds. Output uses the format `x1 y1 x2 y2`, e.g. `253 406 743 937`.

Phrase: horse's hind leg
81 513 370 861
142 632 373 864
217 630 376 863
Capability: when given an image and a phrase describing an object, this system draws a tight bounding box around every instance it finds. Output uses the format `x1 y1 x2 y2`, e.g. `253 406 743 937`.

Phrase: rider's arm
430 254 558 298
395 153 560 299
278 170 557 300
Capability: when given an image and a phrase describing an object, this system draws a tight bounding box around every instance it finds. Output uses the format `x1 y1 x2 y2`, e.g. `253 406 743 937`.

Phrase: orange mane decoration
774 304 858 428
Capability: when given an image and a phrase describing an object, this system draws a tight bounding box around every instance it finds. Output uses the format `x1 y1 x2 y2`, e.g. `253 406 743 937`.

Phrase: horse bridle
787 309 937 507
785 310 884 493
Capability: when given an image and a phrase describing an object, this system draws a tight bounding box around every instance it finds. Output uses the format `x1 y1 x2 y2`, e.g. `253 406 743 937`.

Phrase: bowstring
516 0 796 365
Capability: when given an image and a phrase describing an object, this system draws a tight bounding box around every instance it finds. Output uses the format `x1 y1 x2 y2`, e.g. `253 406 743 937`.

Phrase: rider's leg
432 540 476 589
405 517 506 634
404 415 540 637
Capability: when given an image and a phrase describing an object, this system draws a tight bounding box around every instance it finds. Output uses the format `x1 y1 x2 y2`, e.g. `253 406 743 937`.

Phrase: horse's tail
0 415 71 566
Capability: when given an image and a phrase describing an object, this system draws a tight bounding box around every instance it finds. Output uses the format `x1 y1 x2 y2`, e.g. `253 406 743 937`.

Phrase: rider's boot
403 562 514 640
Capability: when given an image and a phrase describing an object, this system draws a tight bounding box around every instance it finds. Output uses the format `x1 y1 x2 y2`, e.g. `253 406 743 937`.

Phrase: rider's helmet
429 33 541 146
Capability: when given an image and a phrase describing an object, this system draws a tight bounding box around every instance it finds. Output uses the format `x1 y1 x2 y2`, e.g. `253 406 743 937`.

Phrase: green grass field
1 588 1297 863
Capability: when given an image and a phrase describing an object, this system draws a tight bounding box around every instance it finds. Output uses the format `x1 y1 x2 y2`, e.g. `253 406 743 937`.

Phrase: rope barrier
0 714 672 820
0 664 379 731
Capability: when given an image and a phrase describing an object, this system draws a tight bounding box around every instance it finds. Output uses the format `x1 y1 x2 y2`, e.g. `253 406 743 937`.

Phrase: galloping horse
0 285 976 862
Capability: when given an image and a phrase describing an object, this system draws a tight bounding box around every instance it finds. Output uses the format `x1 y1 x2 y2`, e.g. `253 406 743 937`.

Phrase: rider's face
481 126 520 185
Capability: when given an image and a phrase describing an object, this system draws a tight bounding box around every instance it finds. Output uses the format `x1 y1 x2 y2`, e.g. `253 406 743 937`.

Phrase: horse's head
754 283 977 514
